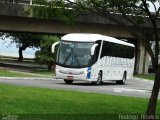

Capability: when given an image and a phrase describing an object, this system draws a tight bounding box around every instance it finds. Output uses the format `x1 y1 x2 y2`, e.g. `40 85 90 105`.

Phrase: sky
148 1 159 12
0 38 37 58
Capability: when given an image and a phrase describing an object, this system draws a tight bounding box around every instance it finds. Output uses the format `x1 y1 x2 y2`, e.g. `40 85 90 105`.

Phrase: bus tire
93 71 103 85
116 72 126 84
64 79 73 84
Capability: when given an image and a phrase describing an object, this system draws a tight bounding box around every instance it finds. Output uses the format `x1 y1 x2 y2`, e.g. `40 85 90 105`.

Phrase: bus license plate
67 76 73 80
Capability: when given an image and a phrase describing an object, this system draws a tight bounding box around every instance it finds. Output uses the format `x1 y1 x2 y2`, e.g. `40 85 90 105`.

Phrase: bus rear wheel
64 79 73 84
116 72 126 84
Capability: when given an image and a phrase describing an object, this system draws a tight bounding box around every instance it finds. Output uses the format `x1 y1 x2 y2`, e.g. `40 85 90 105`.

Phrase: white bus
52 33 135 85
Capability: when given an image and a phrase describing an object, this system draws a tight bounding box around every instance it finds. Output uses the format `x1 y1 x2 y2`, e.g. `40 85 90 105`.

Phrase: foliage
0 68 40 77
33 69 54 76
1 33 41 49
34 35 59 71
0 32 42 61
30 0 79 25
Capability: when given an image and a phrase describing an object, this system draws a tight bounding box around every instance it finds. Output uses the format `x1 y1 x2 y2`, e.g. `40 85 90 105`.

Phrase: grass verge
134 74 155 80
0 68 40 77
0 84 159 120
33 69 54 76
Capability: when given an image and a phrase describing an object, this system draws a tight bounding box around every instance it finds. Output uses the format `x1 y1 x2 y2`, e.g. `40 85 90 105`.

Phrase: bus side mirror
91 44 98 55
51 41 59 53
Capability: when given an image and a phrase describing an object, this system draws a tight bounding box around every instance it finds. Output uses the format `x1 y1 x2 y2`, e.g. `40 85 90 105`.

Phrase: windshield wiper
74 52 80 67
62 52 72 66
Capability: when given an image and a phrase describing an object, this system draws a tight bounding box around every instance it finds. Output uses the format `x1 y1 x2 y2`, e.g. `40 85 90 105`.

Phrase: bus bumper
54 65 94 81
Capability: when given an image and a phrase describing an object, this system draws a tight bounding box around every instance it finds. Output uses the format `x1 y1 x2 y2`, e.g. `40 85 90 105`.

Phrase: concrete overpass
0 2 155 74
0 2 156 38
0 3 133 38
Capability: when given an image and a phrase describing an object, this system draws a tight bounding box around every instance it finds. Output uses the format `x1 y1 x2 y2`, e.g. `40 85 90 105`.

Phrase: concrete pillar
135 41 150 74
143 49 150 74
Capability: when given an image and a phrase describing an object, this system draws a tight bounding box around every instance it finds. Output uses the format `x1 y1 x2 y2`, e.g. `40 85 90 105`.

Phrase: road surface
0 77 158 98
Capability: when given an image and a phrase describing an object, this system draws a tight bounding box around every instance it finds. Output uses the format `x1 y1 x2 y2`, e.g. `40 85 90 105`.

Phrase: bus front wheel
116 72 126 84
64 79 73 84
92 71 103 85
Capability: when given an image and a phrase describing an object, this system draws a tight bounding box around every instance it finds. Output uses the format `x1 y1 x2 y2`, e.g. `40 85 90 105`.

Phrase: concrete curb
0 77 55 80
0 77 153 82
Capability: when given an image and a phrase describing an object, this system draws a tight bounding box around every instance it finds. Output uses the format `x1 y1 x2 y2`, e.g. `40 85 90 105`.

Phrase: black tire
64 79 73 84
116 72 126 84
92 71 103 85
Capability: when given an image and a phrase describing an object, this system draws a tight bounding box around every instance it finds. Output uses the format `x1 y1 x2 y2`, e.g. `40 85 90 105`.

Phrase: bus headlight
84 71 88 74
56 68 59 72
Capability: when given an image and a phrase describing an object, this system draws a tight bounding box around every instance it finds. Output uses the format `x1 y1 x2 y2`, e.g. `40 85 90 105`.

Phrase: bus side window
126 47 130 58
106 43 111 56
121 45 126 58
120 45 134 59
100 41 135 59
101 41 109 58
92 40 101 64
131 48 135 58
117 45 122 57
109 42 116 57
127 47 135 59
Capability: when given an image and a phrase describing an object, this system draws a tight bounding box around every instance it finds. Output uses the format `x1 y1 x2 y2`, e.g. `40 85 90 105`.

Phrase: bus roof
61 33 134 47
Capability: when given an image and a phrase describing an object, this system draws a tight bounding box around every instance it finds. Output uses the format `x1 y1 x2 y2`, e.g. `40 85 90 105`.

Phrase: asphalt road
0 77 158 98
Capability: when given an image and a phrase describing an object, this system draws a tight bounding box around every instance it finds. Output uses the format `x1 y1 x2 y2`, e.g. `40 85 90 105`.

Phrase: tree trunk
146 65 160 118
146 20 160 118
18 46 27 61
18 47 23 61
47 62 53 71
134 42 138 75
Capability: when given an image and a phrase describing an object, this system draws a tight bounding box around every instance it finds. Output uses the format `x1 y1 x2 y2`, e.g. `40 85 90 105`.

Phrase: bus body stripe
87 67 91 79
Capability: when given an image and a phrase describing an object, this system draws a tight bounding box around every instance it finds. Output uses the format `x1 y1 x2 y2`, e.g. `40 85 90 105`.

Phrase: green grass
0 68 53 78
0 84 159 120
0 57 54 77
134 74 155 80
33 69 54 76
0 68 40 77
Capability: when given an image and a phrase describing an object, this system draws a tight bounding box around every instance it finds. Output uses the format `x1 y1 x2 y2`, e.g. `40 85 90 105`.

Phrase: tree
0 33 42 61
32 0 160 117
31 0 78 25
34 35 59 71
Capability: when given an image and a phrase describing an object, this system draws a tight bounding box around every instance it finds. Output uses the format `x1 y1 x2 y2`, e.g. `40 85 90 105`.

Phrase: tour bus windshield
57 41 94 68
